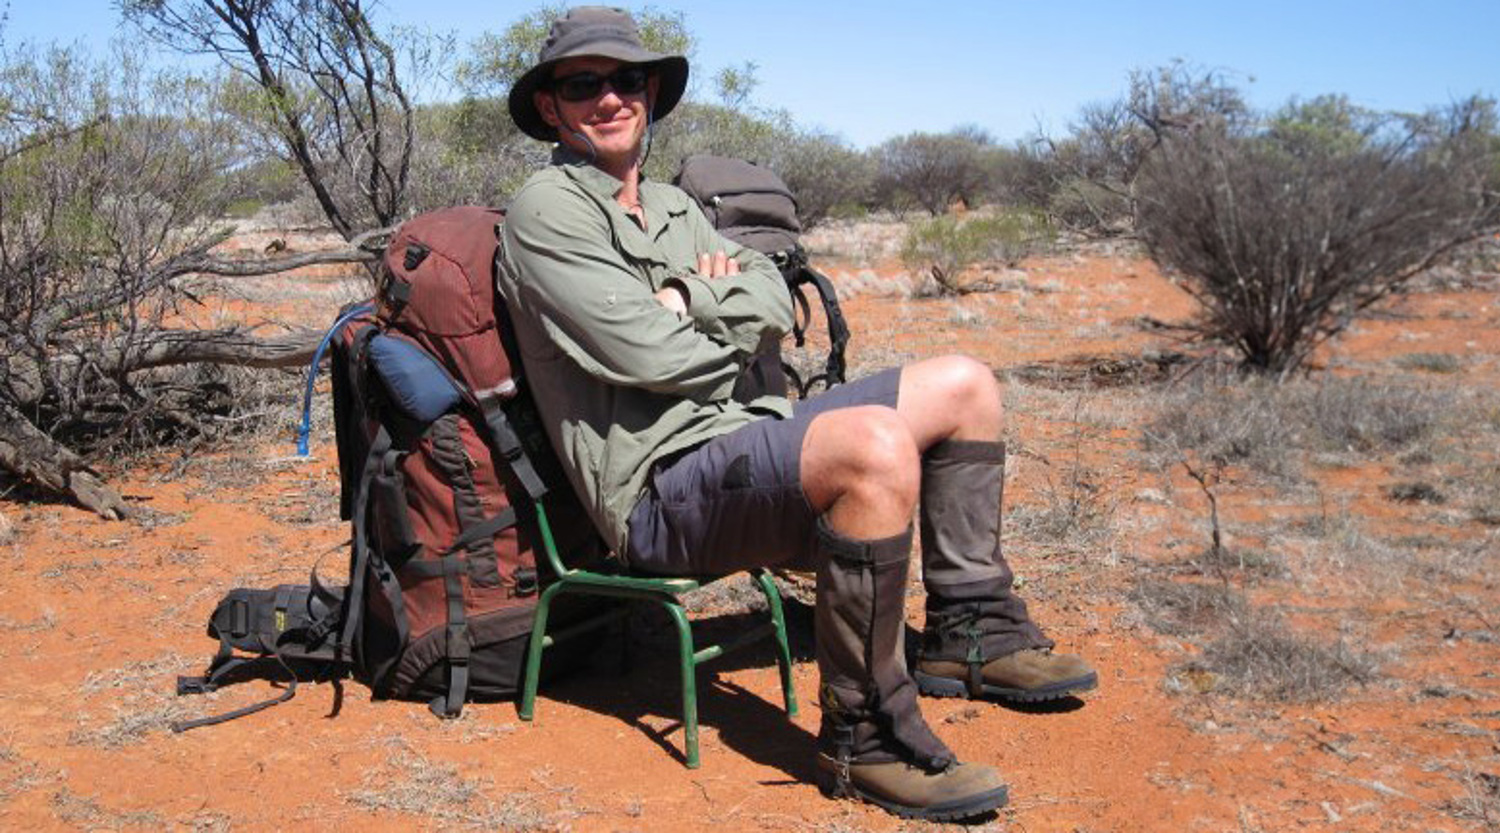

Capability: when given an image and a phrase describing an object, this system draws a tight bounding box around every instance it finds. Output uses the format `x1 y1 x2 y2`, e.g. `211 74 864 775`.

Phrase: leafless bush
0 44 378 516
125 0 422 239
1135 94 1498 375
873 127 1000 215
1130 579 1248 637
1194 617 1379 702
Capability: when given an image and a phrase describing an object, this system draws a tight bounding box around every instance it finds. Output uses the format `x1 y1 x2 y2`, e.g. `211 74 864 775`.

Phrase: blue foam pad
368 334 463 423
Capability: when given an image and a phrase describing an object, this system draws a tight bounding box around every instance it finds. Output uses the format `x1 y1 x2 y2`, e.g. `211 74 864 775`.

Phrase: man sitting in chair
496 6 1097 822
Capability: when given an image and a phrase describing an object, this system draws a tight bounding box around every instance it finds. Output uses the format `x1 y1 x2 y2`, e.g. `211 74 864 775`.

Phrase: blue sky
6 0 1497 148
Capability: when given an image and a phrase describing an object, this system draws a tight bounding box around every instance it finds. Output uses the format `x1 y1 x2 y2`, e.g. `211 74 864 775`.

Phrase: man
497 7 1096 821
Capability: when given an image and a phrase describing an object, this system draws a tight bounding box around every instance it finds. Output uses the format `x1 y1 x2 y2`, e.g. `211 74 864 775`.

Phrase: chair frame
518 503 799 768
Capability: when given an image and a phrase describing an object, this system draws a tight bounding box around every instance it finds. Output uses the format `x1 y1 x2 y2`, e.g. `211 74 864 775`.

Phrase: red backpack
330 206 603 716
175 207 604 728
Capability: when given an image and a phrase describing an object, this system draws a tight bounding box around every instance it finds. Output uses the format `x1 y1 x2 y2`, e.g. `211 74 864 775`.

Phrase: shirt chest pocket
612 226 669 289
610 207 690 290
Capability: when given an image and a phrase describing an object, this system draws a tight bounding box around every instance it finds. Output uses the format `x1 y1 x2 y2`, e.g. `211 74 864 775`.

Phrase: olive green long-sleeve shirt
497 150 794 553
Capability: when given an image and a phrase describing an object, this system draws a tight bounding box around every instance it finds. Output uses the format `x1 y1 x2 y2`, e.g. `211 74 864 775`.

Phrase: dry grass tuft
1133 577 1377 703
1441 766 1500 831
0 609 58 633
51 788 163 829
346 748 555 830
68 700 194 749
1194 621 1379 703
0 743 53 803
1145 375 1457 481
81 653 198 695
1129 580 1249 638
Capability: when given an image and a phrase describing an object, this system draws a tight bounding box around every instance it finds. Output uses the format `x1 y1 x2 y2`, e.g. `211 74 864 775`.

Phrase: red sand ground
1 244 1496 831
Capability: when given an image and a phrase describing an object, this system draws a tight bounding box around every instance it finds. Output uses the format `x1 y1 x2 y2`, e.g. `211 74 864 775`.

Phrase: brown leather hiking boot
915 647 1098 703
815 753 1009 821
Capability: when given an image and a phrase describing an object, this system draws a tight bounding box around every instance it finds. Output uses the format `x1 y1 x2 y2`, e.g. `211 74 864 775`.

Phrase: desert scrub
1190 616 1378 702
1144 374 1456 480
1129 579 1250 638
347 747 556 830
902 208 1054 296
1394 352 1464 373
1133 578 1379 702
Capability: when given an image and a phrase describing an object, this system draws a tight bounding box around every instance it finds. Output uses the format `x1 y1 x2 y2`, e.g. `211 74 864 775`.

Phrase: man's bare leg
800 355 1002 534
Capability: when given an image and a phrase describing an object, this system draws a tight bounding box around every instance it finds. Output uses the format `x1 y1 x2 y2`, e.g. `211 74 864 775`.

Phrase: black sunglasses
548 66 651 103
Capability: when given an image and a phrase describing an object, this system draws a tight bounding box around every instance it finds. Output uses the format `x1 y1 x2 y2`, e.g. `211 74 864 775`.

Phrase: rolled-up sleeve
502 184 742 403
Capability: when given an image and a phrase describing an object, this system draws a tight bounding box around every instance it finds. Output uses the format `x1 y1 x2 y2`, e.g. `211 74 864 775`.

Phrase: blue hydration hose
297 302 376 456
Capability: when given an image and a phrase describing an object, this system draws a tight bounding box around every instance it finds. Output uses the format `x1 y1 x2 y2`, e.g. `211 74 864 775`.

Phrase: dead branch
0 401 129 520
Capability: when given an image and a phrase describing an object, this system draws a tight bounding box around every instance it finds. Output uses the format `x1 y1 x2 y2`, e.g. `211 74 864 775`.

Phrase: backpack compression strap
400 505 523 718
340 426 412 671
780 255 850 397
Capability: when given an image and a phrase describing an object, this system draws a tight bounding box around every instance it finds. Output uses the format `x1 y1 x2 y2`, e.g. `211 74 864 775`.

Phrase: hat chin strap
567 129 599 162
640 92 654 170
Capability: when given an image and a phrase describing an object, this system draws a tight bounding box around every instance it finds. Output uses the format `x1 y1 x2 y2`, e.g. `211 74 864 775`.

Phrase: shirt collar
550 144 652 201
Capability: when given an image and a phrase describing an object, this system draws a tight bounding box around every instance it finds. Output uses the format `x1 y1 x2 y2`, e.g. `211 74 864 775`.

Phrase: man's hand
654 285 688 316
697 250 740 278
654 251 739 315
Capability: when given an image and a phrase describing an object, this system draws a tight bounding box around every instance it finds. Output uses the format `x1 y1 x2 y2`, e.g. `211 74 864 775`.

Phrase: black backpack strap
340 426 411 668
172 616 303 732
171 651 300 732
429 554 471 718
803 266 850 380
783 258 851 396
478 396 548 502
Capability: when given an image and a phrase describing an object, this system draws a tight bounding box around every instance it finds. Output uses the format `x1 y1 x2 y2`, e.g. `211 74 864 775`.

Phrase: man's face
535 56 658 172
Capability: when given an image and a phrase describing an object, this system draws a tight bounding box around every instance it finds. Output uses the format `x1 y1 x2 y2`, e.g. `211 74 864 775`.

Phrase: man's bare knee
898 355 1003 445
801 407 920 533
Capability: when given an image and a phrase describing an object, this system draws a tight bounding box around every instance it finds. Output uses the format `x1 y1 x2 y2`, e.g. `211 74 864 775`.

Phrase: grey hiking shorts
623 368 901 577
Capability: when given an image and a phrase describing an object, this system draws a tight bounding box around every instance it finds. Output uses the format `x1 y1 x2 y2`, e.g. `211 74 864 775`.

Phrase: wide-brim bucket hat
508 6 690 142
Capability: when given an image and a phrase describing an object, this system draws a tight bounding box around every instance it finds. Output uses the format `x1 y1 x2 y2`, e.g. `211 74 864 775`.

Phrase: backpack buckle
514 567 538 597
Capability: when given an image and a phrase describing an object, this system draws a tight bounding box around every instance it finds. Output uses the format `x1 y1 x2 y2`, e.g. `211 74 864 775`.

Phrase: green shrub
901 209 1054 296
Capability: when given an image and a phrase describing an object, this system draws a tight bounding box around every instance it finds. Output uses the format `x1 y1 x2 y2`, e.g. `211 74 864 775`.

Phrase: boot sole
814 767 1009 821
913 669 1099 703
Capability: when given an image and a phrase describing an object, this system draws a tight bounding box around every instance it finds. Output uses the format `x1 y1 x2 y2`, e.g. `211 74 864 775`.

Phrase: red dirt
2 244 1497 832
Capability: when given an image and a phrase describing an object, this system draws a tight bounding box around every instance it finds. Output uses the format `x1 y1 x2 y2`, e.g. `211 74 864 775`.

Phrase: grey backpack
675 155 847 396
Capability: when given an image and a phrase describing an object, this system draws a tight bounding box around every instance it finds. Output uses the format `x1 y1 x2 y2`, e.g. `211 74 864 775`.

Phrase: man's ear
535 91 561 128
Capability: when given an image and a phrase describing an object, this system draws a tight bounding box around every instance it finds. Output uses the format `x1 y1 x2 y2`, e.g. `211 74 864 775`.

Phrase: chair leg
519 582 567 721
752 569 799 718
663 601 700 769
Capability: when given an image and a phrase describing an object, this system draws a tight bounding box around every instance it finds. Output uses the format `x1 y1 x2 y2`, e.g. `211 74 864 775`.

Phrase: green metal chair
518 504 799 768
